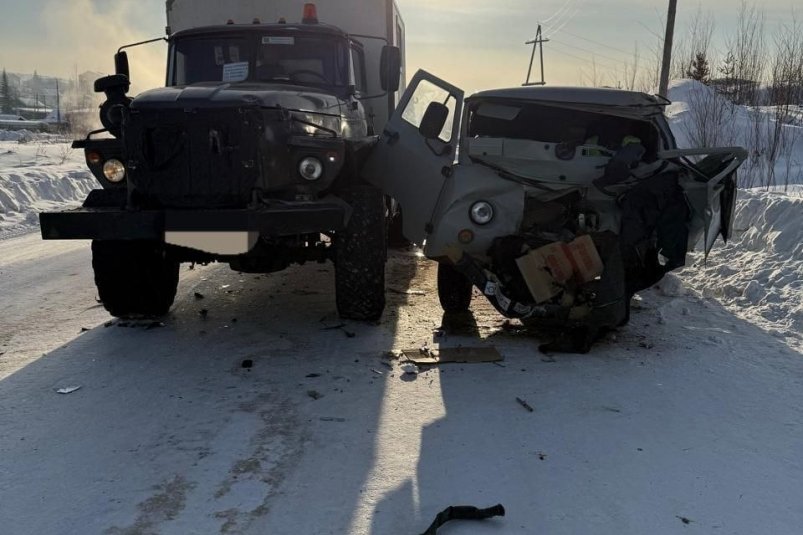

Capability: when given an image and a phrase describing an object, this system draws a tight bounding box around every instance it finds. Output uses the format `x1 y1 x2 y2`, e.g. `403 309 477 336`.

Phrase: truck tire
437 263 473 313
335 186 386 321
92 240 180 318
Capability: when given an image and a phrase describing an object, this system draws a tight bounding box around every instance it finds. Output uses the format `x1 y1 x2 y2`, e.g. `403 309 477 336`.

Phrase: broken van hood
467 86 668 119
131 82 344 116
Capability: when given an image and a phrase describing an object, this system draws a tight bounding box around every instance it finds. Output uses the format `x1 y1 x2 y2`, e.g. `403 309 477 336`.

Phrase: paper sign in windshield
222 62 249 82
263 36 295 45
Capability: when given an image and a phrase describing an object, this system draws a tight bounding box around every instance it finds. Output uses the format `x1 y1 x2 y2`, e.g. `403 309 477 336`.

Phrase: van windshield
170 33 350 88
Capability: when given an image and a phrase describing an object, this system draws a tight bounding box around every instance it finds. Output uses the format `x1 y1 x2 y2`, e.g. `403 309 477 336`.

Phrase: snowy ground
0 238 801 535
0 130 95 239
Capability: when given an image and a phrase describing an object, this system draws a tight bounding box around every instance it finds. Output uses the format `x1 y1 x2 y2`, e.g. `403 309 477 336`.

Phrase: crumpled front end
425 98 745 352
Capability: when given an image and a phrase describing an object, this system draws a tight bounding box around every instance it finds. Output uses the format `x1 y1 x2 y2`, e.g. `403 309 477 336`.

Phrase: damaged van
363 70 746 352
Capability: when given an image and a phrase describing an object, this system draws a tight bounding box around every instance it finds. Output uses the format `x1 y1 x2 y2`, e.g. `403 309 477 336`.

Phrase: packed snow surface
679 189 803 350
0 130 94 238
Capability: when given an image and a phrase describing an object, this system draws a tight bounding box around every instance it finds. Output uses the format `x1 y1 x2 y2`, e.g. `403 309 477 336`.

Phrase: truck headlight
469 201 494 225
299 157 324 181
103 159 126 183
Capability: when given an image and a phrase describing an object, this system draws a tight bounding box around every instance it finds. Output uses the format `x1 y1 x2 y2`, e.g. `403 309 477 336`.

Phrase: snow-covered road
1 236 801 535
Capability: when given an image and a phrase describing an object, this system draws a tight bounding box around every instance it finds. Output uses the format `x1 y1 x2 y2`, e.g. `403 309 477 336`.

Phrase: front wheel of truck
92 240 180 318
335 186 386 321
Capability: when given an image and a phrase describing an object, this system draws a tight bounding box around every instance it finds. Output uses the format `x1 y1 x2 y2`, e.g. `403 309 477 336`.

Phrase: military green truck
39 1 405 321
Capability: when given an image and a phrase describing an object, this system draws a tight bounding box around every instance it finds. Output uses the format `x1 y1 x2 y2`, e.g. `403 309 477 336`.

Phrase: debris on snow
307 390 323 400
400 363 420 375
516 397 534 412
403 346 503 365
388 287 426 296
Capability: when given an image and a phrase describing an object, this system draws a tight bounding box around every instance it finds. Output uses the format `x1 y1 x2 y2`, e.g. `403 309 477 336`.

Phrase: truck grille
125 107 264 208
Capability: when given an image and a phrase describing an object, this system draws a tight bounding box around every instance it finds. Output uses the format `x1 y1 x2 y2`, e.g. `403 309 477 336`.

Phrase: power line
549 45 622 72
543 0 578 35
544 0 585 38
560 29 642 57
541 0 575 25
551 37 635 66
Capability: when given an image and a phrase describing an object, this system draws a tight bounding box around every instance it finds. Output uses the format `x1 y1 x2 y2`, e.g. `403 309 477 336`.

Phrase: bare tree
671 6 716 81
722 1 766 105
763 17 803 189
680 81 738 149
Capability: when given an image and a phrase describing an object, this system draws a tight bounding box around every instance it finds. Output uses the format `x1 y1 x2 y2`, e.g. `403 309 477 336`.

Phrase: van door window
400 79 456 142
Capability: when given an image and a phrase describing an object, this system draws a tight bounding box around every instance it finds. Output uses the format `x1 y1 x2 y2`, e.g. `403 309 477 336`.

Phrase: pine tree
1 69 13 114
687 52 711 84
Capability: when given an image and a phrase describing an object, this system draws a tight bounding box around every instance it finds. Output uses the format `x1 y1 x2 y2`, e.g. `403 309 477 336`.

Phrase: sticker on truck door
362 70 464 244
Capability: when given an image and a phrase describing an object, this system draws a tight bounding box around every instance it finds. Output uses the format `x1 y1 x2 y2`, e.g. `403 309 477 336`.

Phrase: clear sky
0 0 798 93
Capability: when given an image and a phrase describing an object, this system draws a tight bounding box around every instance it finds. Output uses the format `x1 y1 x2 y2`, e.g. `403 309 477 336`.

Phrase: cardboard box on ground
516 235 604 303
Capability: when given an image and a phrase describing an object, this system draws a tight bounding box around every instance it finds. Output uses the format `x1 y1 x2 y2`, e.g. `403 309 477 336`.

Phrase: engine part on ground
419 504 505 535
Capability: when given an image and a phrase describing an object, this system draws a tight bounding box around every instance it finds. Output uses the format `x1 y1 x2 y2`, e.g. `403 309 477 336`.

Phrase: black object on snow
419 504 505 535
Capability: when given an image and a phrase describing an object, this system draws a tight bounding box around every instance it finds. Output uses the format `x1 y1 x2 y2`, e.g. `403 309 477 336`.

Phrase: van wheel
335 186 386 321
92 240 180 318
437 263 473 313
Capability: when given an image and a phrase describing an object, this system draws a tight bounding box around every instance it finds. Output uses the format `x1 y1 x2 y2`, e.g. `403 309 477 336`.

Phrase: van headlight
469 201 494 225
103 159 126 183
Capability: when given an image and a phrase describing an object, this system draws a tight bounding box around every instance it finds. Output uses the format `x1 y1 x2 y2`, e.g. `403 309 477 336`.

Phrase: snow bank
679 189 803 345
0 132 95 237
665 79 803 188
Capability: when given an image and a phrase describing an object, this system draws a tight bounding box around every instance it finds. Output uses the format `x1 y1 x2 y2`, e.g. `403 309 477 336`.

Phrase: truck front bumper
39 201 349 242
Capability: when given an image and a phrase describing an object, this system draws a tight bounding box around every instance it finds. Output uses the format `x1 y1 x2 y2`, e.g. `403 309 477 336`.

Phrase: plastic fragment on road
402 346 503 365
56 386 82 395
516 397 534 412
400 362 420 375
419 504 505 535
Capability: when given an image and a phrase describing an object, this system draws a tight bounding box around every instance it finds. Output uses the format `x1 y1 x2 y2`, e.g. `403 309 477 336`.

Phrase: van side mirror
380 46 401 92
419 102 449 140
114 51 130 79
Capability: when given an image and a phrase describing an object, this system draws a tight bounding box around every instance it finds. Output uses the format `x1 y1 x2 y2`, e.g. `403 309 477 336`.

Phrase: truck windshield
171 33 350 87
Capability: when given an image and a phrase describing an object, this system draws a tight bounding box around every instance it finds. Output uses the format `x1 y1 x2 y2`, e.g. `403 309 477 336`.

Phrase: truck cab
39 2 403 321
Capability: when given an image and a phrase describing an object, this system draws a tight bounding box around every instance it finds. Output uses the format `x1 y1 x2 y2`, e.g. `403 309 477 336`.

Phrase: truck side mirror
419 102 449 140
380 46 401 92
114 51 130 79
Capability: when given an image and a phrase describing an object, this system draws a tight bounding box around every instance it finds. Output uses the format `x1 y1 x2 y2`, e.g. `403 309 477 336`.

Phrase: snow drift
680 189 803 347
0 132 95 237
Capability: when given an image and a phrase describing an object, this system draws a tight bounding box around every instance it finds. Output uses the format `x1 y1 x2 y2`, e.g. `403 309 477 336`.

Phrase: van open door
361 70 463 244
660 147 747 255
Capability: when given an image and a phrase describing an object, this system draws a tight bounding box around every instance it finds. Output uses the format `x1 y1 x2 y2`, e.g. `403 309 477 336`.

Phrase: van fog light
103 159 126 183
299 157 324 181
469 201 494 225
458 229 474 244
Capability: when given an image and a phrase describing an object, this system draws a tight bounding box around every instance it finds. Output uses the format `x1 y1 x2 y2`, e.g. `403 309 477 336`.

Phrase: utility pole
658 0 678 97
524 25 549 86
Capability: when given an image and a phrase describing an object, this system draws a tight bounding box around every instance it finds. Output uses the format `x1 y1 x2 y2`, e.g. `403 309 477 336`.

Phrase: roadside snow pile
679 189 803 346
665 79 803 188
0 131 94 237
